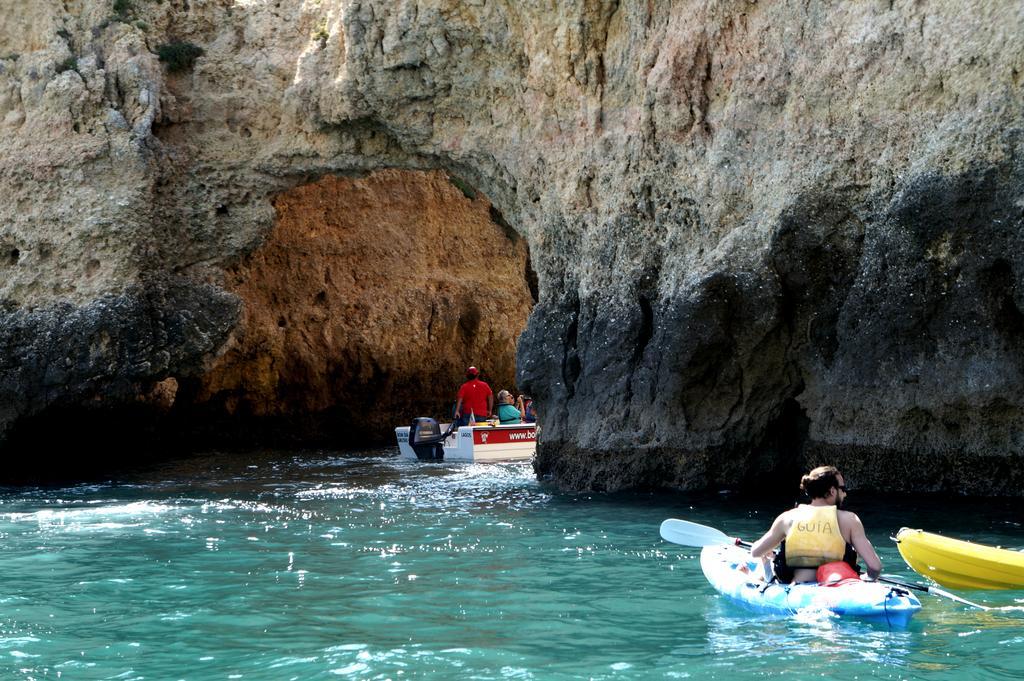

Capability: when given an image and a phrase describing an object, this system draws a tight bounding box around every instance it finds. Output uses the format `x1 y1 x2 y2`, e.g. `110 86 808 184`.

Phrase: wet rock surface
527 160 1024 495
0 277 239 472
1 1 1022 492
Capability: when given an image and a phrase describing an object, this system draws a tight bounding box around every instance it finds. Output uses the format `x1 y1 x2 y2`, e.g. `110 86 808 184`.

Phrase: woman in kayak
749 466 883 584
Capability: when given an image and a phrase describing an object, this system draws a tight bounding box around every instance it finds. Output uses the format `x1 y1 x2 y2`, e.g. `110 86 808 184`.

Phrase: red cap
466 366 479 376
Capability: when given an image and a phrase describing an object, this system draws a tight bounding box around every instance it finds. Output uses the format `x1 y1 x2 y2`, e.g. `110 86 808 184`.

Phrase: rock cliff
1 1 1022 493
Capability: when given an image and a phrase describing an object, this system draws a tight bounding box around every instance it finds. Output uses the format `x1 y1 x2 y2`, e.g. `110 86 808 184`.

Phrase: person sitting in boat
522 396 537 423
749 466 882 584
495 390 526 424
454 366 493 427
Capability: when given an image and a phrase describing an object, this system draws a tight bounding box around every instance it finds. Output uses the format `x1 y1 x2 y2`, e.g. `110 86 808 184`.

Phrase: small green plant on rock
56 56 78 74
157 41 204 73
113 0 133 20
312 20 329 48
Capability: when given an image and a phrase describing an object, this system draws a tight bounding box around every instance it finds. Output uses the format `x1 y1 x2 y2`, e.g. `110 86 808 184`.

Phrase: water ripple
0 452 1018 679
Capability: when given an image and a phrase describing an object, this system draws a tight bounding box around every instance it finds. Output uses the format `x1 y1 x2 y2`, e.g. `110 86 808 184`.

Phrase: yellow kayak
894 527 1024 590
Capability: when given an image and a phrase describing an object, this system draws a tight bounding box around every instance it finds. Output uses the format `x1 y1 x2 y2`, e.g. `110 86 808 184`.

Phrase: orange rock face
192 169 534 442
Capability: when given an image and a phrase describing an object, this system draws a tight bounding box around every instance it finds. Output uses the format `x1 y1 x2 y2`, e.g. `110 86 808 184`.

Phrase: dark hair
800 466 841 499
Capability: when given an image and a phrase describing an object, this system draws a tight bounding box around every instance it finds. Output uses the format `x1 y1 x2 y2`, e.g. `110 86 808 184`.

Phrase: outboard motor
408 417 456 461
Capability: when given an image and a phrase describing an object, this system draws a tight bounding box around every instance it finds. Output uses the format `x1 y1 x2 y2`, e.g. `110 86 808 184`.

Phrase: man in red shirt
454 366 493 427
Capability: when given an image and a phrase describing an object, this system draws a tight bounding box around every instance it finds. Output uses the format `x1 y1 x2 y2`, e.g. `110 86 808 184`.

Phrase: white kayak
700 544 922 624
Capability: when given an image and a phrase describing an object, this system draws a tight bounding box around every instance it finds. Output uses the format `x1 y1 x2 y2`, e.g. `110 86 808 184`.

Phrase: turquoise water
1 451 1022 680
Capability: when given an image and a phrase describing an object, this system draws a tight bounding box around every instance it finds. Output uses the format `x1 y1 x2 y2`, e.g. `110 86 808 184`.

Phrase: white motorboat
396 417 536 462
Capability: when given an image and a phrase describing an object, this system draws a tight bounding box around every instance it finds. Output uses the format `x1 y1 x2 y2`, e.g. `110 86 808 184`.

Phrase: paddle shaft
877 576 989 610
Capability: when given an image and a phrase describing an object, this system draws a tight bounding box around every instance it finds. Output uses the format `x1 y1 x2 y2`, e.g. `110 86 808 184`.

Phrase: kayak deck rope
884 587 895 628
882 586 910 628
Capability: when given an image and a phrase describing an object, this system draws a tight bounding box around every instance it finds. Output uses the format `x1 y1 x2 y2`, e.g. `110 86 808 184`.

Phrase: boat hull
700 544 921 624
895 528 1024 590
396 423 535 462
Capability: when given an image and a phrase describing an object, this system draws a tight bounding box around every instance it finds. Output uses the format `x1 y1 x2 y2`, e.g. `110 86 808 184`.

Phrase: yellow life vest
784 505 846 568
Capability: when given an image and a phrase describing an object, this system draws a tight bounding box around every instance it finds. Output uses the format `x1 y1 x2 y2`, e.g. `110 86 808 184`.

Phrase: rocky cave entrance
171 168 538 448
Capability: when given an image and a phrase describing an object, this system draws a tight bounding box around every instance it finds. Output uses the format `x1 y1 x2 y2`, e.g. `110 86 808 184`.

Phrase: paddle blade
660 518 737 547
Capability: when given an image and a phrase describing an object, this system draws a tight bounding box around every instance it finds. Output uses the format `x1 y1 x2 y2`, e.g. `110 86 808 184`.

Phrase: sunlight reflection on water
0 451 1019 679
